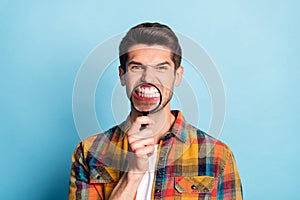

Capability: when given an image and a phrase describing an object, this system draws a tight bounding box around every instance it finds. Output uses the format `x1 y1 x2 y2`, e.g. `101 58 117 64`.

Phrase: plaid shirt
69 111 243 199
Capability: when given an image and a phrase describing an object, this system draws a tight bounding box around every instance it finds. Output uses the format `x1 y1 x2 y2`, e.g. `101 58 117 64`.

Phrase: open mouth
132 84 161 101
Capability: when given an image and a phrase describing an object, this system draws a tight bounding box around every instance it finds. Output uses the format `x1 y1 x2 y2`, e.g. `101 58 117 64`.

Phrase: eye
130 65 145 71
155 65 169 72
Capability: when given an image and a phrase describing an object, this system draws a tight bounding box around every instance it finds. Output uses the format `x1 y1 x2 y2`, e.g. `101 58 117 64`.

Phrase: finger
135 145 155 157
127 116 155 137
130 137 155 151
131 116 154 128
127 122 154 137
128 129 154 144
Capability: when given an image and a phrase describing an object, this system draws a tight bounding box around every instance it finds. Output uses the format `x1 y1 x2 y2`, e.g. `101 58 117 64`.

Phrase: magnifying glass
130 82 162 129
130 82 162 114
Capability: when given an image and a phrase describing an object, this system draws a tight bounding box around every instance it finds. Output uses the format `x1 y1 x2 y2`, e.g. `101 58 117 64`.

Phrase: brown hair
119 22 182 71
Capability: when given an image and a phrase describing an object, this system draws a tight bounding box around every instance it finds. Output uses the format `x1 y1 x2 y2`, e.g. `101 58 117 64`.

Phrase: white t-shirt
136 145 158 200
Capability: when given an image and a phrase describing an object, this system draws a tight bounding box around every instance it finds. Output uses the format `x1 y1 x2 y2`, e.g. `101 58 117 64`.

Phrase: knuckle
135 117 143 124
149 145 155 151
127 136 134 144
130 143 137 151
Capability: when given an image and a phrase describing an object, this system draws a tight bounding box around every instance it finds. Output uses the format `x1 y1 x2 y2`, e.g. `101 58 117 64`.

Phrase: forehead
127 44 173 66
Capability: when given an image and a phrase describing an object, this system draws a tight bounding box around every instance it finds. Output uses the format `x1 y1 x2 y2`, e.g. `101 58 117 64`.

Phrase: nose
141 66 155 82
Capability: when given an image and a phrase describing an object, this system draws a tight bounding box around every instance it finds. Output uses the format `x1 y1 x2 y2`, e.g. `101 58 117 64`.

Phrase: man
69 22 243 200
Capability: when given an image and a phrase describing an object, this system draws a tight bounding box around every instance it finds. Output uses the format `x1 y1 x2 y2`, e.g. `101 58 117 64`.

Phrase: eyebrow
127 61 172 66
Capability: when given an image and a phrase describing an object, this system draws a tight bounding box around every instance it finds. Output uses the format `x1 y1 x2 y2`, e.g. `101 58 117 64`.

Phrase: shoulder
80 125 120 146
185 123 234 159
70 125 124 184
173 110 232 154
73 125 123 162
198 127 231 149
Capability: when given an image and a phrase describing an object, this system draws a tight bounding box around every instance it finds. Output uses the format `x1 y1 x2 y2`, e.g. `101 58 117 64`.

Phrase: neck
130 105 175 144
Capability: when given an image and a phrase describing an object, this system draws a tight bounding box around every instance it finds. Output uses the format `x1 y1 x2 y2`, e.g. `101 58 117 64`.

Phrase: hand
127 116 156 175
109 115 167 200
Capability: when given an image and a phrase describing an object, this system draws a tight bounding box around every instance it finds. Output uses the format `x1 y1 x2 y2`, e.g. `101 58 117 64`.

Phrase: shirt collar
169 110 187 143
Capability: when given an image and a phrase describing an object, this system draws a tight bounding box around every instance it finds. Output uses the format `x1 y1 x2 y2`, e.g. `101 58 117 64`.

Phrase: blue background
1 0 299 199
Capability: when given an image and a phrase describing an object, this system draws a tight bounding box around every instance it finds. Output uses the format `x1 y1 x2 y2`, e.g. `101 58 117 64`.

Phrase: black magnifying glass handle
140 112 149 130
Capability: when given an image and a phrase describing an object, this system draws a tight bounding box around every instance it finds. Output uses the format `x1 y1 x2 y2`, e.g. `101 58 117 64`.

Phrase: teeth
136 86 159 98
145 88 149 97
150 87 153 93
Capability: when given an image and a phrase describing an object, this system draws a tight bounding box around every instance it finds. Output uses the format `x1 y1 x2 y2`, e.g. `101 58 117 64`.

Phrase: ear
174 66 184 86
119 66 126 86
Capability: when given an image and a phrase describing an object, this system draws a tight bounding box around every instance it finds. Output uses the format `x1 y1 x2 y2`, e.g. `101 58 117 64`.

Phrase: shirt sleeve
217 151 243 200
68 143 105 200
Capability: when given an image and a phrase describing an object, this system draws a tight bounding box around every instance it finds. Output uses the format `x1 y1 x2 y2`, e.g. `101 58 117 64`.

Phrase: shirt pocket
174 176 214 198
89 166 118 184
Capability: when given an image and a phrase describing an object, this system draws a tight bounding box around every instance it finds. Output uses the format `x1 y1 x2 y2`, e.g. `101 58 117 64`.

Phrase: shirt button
155 189 161 193
191 185 197 190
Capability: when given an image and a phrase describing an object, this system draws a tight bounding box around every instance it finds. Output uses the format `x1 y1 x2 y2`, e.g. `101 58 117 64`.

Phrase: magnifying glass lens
131 83 162 114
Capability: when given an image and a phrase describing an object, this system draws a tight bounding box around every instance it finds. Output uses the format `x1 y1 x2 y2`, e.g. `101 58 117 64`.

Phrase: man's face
119 44 183 113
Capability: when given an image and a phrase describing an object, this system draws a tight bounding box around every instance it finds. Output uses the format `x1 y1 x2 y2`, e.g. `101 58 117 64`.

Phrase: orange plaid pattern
69 111 243 199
